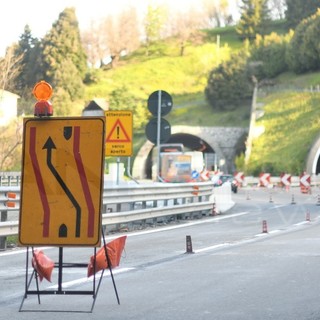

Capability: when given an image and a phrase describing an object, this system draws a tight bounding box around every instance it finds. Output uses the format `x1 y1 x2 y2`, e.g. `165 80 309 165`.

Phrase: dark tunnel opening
145 134 215 179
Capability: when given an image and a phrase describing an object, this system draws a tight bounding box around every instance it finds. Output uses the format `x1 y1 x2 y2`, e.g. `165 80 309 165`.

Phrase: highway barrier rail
0 179 233 250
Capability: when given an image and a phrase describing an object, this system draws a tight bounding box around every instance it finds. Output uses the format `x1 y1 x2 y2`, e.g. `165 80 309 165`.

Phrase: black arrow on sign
43 137 81 238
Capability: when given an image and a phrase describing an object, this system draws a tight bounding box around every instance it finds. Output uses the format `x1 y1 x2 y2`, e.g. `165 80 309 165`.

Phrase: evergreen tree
286 10 320 73
285 0 320 28
236 0 270 40
41 7 87 114
14 25 44 95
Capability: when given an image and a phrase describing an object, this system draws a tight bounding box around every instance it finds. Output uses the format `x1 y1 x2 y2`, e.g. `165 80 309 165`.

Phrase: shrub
205 50 253 111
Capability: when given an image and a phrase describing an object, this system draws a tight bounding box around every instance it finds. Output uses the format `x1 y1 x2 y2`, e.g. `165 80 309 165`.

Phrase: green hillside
84 26 320 175
249 83 320 175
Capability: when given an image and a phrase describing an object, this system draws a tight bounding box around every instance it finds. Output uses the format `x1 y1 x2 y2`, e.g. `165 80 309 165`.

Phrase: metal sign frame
19 117 105 247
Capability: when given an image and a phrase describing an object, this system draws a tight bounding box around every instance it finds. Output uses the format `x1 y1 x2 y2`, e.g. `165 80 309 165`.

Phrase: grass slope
248 84 320 175
84 24 320 175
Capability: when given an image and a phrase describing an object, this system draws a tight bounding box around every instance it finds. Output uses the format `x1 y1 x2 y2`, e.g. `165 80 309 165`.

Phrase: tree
249 32 292 79
144 4 167 56
286 9 320 73
109 86 148 130
202 0 231 27
0 118 23 171
0 46 23 93
285 0 320 28
236 0 270 40
41 7 87 114
170 8 205 56
101 8 140 68
14 25 44 94
81 20 108 68
205 49 253 111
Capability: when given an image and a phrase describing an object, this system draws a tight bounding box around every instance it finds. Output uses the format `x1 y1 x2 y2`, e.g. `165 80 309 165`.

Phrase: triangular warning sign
106 119 131 142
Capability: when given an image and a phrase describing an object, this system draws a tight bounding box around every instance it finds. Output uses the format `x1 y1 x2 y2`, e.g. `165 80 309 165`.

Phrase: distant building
0 90 19 126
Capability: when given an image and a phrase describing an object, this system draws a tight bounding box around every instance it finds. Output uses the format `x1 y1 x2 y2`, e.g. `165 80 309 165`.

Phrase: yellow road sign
19 117 105 247
105 111 133 156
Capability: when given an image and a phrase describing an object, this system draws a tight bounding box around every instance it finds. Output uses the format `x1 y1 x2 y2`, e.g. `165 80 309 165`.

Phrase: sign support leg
19 247 41 311
102 229 120 305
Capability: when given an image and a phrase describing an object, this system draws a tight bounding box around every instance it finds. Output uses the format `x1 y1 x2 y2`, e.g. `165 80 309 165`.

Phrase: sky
0 0 239 57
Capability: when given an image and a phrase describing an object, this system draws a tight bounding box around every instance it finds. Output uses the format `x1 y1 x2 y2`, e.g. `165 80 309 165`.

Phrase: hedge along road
1 186 320 319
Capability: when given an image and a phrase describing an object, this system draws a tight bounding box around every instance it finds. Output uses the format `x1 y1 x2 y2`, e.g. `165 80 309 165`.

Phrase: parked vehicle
212 174 238 193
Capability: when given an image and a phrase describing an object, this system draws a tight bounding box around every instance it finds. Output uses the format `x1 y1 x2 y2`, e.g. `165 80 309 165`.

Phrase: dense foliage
206 10 320 111
286 10 320 74
205 49 253 111
41 8 87 115
236 0 270 40
249 32 292 79
285 0 320 28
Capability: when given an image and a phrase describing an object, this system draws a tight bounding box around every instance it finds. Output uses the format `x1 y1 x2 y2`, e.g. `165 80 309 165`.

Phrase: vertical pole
0 210 8 249
58 247 63 293
116 157 120 185
245 76 258 165
156 90 162 182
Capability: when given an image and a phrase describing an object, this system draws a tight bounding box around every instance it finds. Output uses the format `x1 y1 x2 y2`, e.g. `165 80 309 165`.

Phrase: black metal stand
19 231 120 313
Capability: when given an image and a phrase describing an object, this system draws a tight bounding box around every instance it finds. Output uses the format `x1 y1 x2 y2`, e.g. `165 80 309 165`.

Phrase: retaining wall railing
0 179 231 249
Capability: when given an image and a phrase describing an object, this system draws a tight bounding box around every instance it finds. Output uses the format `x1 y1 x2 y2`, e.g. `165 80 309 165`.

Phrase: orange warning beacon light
32 80 53 117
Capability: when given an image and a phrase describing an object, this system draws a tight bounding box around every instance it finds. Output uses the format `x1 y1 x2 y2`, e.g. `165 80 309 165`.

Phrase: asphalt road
2 186 320 319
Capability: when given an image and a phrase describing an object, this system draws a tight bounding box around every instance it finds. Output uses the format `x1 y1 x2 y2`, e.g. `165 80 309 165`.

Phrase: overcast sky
0 0 239 57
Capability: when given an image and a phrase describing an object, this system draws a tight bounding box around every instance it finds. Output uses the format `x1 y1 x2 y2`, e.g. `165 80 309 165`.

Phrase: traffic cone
185 235 194 254
291 194 296 205
269 192 273 203
316 195 320 206
262 220 268 233
306 211 311 222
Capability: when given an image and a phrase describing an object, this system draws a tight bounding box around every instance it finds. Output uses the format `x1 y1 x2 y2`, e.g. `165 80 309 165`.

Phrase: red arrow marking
73 126 95 237
29 127 50 237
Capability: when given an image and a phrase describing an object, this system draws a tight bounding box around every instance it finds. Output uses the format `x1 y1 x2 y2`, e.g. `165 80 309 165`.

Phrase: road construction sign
105 111 133 156
19 117 105 247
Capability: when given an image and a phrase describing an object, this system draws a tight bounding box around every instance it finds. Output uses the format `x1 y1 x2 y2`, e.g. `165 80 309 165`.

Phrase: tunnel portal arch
132 126 247 180
306 133 320 174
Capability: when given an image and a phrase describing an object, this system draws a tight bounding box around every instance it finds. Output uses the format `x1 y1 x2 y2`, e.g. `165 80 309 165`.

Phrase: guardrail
0 180 233 249
0 172 20 187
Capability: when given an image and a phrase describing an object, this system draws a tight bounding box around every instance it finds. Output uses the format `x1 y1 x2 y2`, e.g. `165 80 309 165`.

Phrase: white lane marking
47 267 134 289
0 246 52 257
115 211 250 238
0 212 251 257
195 220 316 254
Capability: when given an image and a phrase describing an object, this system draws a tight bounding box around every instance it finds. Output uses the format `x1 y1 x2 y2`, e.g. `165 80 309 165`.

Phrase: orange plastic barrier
6 192 16 199
87 236 127 278
32 250 54 282
5 201 15 208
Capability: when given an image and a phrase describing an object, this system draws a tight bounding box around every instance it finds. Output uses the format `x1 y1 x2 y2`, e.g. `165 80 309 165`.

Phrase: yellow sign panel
19 117 105 247
105 111 133 156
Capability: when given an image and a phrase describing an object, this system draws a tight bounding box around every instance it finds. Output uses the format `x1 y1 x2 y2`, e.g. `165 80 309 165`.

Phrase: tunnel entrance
145 134 215 179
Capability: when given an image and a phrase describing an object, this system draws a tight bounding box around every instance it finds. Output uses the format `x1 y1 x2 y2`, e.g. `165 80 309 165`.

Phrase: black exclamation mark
117 126 120 139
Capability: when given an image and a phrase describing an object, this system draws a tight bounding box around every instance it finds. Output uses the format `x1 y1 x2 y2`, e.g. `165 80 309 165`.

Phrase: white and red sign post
280 173 291 191
300 172 311 193
234 172 245 187
259 173 271 187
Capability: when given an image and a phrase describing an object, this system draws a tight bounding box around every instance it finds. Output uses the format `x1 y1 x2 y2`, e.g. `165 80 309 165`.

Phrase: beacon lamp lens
32 81 53 101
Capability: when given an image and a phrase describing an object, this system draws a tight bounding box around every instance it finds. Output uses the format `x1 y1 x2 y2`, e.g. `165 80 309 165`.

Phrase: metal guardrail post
0 210 8 249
